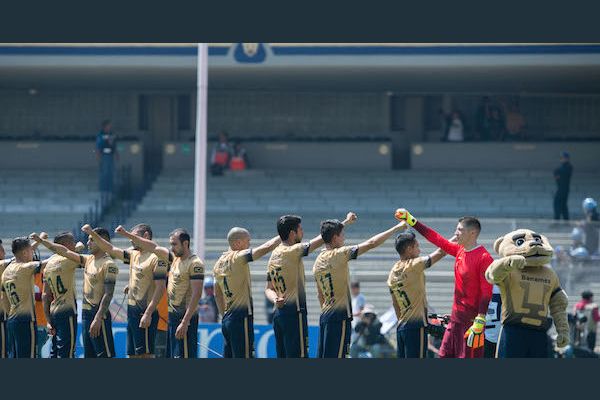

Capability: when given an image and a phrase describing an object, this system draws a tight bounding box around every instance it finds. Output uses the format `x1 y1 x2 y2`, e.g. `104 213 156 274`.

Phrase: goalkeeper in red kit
396 209 493 358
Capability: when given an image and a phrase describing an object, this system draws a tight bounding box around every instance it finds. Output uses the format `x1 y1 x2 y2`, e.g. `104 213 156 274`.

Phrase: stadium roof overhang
1 43 600 93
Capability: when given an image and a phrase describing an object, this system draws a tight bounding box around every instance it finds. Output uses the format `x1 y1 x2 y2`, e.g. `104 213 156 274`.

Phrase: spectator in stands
504 101 526 141
553 152 573 221
210 131 232 176
439 108 451 142
95 119 118 204
229 141 250 171
476 96 493 141
574 291 600 352
488 106 506 141
351 281 366 325
446 111 465 142
198 277 219 323
581 198 599 255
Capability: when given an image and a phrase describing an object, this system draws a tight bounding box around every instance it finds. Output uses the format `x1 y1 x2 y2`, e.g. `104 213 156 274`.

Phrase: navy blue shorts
317 316 351 358
497 324 549 358
396 322 427 358
168 313 198 358
222 314 254 358
82 309 115 358
127 306 159 356
273 311 308 358
1 318 14 358
49 312 77 358
7 318 36 358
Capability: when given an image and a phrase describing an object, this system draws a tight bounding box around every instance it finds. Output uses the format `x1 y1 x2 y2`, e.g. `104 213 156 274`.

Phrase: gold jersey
43 254 84 316
499 265 563 330
387 256 431 326
165 254 204 315
124 249 168 311
312 245 358 321
1 261 42 320
213 249 254 318
81 254 119 310
266 243 310 314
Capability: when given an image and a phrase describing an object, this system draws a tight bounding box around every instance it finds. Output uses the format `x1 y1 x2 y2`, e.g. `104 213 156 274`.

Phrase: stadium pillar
193 43 208 258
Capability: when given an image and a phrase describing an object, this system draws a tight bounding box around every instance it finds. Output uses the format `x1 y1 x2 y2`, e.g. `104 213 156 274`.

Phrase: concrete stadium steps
0 169 100 241
125 168 600 237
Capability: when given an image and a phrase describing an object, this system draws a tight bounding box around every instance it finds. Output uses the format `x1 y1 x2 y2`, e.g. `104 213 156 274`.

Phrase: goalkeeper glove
464 315 486 348
395 208 417 227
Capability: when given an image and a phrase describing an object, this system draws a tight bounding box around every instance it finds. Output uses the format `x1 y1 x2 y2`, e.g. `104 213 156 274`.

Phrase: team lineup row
0 208 569 358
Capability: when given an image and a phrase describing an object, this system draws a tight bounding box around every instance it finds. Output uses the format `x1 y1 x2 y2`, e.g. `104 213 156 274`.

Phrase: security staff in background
96 119 118 205
553 151 573 221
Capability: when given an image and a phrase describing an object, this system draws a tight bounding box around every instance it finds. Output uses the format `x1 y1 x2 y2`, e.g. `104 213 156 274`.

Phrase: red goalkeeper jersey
414 221 493 324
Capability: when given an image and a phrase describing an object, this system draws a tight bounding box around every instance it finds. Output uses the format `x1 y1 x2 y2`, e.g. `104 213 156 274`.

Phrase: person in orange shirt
155 290 169 358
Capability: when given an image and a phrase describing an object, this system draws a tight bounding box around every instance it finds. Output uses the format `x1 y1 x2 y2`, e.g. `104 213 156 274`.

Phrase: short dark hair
320 219 344 244
54 231 75 246
170 228 190 248
582 290 594 300
351 281 360 289
12 237 31 255
395 231 417 256
132 223 153 240
459 216 481 233
93 227 111 242
277 215 302 241
101 119 112 129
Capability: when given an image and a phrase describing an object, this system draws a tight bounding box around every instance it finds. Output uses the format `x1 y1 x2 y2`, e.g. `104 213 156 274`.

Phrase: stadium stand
0 169 100 239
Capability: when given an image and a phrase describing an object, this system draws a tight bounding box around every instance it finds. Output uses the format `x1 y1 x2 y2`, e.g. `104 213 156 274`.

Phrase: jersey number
318 273 335 303
5 282 20 306
270 267 287 293
47 275 67 295
222 277 233 298
394 290 411 308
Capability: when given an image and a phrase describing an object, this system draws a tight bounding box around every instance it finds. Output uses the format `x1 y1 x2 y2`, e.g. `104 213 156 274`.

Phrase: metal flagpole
193 43 208 258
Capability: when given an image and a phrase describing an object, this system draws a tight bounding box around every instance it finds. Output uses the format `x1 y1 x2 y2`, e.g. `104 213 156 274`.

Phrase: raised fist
81 224 93 234
395 208 417 227
115 225 126 234
345 212 357 225
507 255 527 270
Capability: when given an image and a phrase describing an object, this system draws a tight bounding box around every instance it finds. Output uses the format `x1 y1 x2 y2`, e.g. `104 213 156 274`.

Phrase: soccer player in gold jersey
32 228 119 358
313 215 406 358
265 212 356 358
213 228 281 358
1 236 51 358
117 226 204 358
81 223 167 358
40 232 84 358
387 231 446 358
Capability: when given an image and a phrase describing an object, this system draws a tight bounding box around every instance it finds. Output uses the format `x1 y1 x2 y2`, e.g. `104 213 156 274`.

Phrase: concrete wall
410 142 600 171
0 141 144 181
162 141 393 170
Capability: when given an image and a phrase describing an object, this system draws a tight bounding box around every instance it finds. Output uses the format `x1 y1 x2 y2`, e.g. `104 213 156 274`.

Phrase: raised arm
484 255 526 284
251 235 282 261
395 209 460 257
428 248 447 266
114 225 170 261
82 224 126 261
308 212 357 253
356 221 407 256
29 233 82 264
